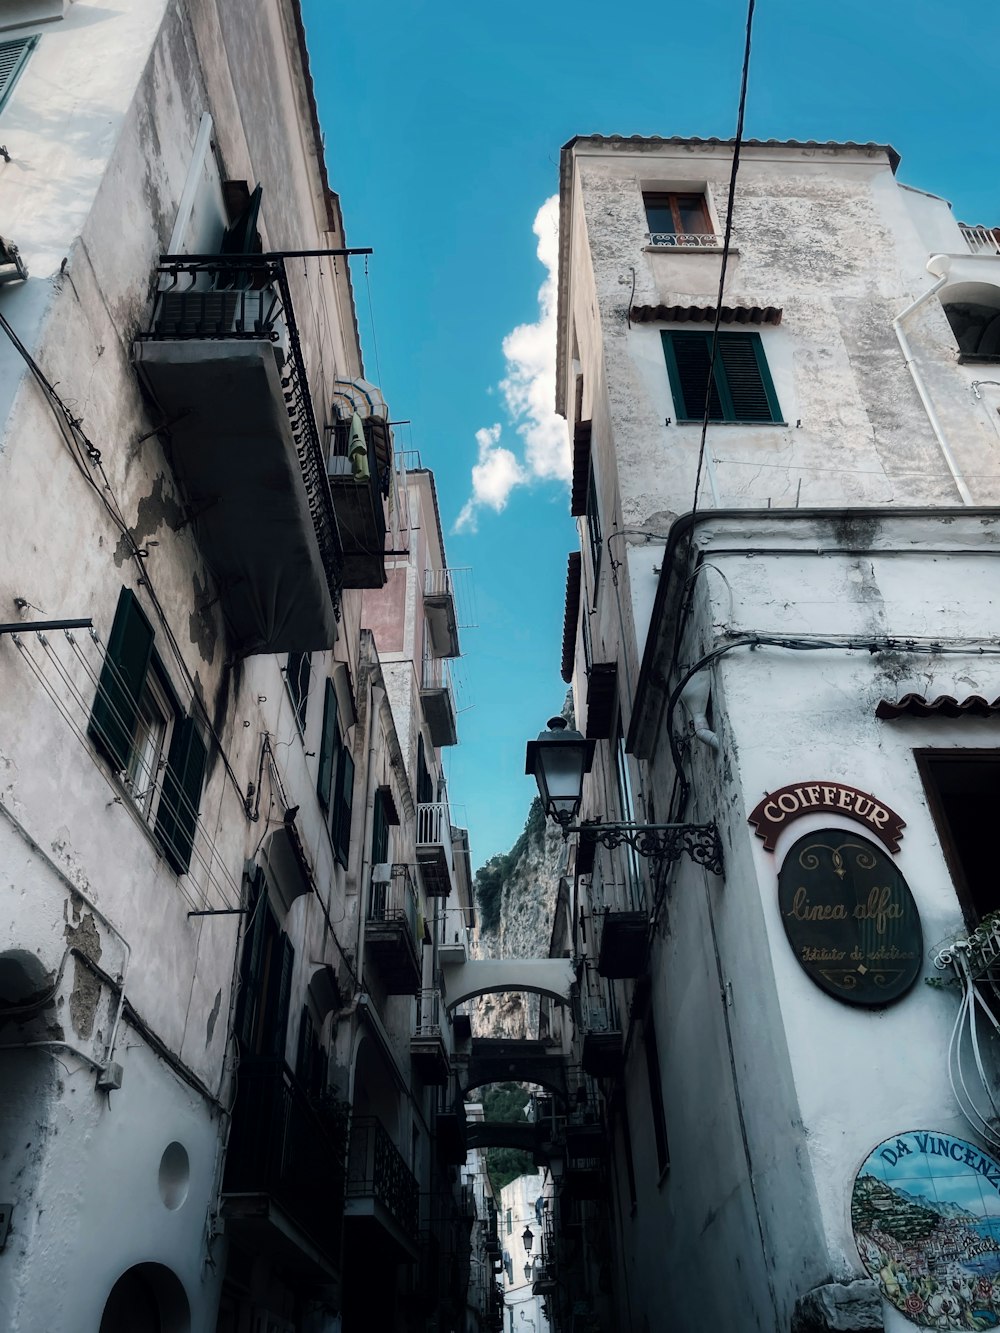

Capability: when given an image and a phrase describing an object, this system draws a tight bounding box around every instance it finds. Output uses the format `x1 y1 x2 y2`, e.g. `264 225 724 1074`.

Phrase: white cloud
454 426 526 533
454 195 569 533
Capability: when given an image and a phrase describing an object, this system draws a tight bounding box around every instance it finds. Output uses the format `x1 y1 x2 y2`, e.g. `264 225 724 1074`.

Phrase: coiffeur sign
748 781 906 854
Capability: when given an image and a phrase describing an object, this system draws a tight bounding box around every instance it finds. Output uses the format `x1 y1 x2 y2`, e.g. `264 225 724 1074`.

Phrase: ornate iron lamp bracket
572 820 724 876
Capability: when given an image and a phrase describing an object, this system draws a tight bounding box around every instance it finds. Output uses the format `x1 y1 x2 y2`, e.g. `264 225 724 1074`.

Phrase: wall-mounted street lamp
525 716 724 875
521 1224 534 1253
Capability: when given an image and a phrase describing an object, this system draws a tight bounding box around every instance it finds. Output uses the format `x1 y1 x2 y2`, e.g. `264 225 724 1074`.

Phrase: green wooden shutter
88 588 154 771
317 678 338 810
717 333 781 422
0 38 37 115
155 717 208 874
371 788 389 865
272 933 295 1061
333 746 355 867
236 871 267 1051
661 331 723 421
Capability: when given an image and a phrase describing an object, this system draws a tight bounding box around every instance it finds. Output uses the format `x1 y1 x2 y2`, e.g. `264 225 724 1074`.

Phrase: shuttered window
236 871 295 1061
661 330 782 423
88 587 207 875
316 678 338 810
332 745 355 868
0 37 37 115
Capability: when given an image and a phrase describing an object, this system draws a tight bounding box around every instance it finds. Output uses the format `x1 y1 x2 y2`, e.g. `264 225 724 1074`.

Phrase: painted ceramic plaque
777 829 922 1005
853 1131 1000 1329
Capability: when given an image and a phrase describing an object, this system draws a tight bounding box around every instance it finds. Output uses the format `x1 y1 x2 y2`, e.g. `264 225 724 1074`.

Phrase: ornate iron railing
138 255 344 620
415 987 444 1038
646 232 726 249
223 1058 346 1260
367 863 418 938
417 800 452 848
933 921 1000 1148
960 224 1000 256
346 1115 419 1239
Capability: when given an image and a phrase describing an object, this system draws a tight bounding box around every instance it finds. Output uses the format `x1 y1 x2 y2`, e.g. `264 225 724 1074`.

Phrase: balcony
0 234 27 284
345 1115 419 1260
597 910 649 979
424 568 461 658
327 414 390 589
416 801 455 896
221 1059 345 1278
365 864 421 994
435 1087 468 1166
563 1121 609 1200
410 987 451 1086
580 985 623 1079
133 256 343 655
961 224 1000 257
438 905 471 964
420 657 458 747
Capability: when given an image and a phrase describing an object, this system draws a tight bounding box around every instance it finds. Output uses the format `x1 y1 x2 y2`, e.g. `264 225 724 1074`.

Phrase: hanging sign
777 829 922 1005
748 780 906 853
853 1131 1000 1329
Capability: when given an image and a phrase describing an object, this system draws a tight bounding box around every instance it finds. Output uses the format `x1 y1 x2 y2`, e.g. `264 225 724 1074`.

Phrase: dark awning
570 421 592 517
630 303 782 326
876 693 1000 719
561 552 582 683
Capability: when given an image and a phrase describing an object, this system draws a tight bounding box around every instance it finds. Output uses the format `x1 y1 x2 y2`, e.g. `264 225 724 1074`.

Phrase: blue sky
302 0 1000 868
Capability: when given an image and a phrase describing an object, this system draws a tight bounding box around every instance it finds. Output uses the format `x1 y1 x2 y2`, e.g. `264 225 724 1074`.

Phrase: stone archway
99 1263 190 1333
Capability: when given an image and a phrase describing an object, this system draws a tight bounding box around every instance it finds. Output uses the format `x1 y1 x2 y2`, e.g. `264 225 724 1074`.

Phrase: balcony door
237 870 294 1062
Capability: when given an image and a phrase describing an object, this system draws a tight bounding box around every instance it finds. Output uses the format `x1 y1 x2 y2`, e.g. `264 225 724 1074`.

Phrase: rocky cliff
471 796 568 1039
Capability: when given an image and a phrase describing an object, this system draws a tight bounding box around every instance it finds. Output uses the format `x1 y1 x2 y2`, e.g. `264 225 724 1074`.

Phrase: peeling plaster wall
0 3 372 1329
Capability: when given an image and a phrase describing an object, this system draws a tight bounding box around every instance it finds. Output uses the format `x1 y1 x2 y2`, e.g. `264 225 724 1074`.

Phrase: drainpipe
679 671 720 752
892 255 974 506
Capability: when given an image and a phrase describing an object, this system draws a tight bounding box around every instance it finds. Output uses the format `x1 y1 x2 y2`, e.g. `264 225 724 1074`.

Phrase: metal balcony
411 987 451 1085
365 864 421 994
133 255 343 655
221 1058 345 1277
579 983 624 1079
345 1115 419 1259
597 909 649 979
438 905 471 963
435 1087 468 1166
423 567 461 658
646 231 726 249
416 801 455 896
327 414 390 589
961 224 1000 256
420 658 458 747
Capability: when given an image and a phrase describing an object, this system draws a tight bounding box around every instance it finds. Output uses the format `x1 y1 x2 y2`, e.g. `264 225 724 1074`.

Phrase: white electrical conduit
892 255 974 506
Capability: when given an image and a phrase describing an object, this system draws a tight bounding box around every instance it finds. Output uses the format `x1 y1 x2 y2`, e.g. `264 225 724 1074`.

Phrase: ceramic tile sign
853 1131 1000 1329
777 829 922 1005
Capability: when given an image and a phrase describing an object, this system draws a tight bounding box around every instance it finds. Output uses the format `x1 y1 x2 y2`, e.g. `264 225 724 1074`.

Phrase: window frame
285 651 311 735
643 190 711 238
915 748 1000 928
586 464 603 593
661 329 783 425
0 36 38 116
88 587 207 875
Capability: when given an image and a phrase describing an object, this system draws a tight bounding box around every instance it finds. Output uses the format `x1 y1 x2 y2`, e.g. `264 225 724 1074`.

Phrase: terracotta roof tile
876 694 1000 720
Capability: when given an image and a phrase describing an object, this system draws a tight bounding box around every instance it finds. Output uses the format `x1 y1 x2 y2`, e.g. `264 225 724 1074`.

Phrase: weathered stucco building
0 4 481 1331
550 134 1000 1333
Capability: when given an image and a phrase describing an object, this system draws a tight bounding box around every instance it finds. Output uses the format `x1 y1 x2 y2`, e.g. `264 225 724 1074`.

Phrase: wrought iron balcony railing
415 987 444 1038
136 255 344 627
367 862 418 936
646 231 726 249
960 224 1000 256
346 1115 419 1240
223 1058 346 1262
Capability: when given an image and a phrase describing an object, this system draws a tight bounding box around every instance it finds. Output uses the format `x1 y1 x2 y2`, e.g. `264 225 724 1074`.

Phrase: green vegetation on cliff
480 1082 534 1195
475 798 545 933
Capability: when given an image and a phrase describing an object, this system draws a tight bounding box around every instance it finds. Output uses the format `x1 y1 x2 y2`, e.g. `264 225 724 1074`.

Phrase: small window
917 751 1000 925
285 652 311 734
88 588 207 874
506 1208 512 1235
0 37 37 116
662 330 782 424
644 191 712 245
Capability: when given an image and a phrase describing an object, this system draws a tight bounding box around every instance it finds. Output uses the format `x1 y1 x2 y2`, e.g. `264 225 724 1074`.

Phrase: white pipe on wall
892 255 974 506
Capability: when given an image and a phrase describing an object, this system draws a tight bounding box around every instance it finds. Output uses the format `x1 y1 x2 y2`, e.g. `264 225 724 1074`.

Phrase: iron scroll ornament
777 829 922 1006
577 821 724 875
